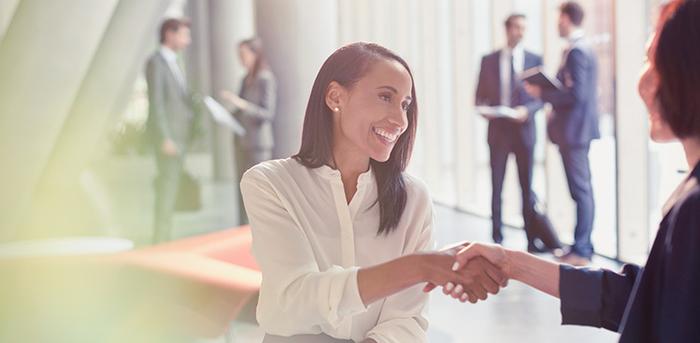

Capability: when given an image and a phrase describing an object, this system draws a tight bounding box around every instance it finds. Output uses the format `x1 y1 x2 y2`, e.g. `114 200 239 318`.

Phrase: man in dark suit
525 2 599 265
145 18 198 243
475 14 554 252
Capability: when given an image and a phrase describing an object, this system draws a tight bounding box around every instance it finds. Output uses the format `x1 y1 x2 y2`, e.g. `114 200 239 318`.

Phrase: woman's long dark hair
293 42 418 235
240 37 266 87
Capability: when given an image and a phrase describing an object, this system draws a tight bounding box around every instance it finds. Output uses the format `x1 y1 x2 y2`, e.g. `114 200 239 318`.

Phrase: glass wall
337 0 681 262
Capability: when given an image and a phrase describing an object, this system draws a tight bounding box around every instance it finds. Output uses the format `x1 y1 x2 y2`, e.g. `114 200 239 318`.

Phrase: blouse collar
313 164 375 186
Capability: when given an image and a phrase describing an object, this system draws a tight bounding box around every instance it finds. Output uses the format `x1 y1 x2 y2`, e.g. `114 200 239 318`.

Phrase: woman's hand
219 89 250 111
453 242 512 278
418 250 507 303
523 81 542 99
448 242 561 300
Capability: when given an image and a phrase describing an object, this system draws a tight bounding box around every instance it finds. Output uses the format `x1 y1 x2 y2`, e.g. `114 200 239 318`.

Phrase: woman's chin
649 121 677 143
369 150 393 163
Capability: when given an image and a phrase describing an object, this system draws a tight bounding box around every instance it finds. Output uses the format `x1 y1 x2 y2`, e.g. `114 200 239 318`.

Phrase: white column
454 0 480 210
254 0 339 158
615 0 649 262
0 0 119 240
23 0 173 237
207 0 255 181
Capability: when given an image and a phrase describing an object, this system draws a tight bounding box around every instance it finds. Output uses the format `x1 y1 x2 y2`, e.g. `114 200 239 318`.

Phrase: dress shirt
500 44 524 107
160 45 186 91
240 158 435 342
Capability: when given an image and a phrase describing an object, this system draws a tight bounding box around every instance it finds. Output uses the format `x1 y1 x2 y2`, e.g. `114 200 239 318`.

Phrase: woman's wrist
502 249 561 298
405 254 431 285
504 249 524 280
357 254 428 306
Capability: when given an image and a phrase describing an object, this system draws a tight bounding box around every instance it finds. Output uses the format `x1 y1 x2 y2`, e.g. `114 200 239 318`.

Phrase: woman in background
221 37 277 224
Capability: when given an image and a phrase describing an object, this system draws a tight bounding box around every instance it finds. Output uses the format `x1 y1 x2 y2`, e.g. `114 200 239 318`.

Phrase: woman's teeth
373 127 399 143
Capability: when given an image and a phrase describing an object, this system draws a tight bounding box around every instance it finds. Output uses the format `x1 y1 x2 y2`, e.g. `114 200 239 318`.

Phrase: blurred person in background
144 18 199 243
220 37 277 225
524 1 600 266
475 13 560 253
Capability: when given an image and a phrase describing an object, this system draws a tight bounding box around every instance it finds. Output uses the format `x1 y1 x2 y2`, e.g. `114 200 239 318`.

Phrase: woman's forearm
506 250 561 298
357 255 425 306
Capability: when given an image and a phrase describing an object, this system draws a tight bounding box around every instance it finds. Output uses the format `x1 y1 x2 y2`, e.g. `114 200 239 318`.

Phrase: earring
333 107 340 113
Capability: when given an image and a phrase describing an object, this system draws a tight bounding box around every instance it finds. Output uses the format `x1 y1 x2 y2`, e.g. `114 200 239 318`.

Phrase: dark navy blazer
559 162 700 342
542 41 601 147
475 49 544 148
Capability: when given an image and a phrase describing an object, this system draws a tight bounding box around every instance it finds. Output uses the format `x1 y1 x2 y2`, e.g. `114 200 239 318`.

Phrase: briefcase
175 171 201 212
531 209 562 250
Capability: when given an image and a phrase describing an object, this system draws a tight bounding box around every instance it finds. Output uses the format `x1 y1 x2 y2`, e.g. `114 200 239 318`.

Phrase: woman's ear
325 81 346 113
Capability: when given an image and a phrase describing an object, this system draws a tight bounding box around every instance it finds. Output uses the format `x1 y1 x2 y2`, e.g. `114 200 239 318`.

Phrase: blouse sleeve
241 167 368 336
239 73 276 121
365 180 434 343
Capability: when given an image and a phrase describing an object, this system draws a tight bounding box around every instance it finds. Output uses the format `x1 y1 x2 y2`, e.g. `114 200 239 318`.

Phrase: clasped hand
421 242 511 304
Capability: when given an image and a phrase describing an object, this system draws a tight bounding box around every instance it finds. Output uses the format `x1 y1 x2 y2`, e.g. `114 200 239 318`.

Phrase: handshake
418 242 514 304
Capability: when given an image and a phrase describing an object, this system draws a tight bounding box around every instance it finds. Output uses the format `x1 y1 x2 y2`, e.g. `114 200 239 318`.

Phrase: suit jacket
234 69 277 151
542 38 600 147
475 49 544 148
559 162 700 342
144 51 196 151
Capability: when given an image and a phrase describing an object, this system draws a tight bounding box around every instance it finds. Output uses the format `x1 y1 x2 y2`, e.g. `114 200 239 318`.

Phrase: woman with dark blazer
221 37 277 224
444 1 700 341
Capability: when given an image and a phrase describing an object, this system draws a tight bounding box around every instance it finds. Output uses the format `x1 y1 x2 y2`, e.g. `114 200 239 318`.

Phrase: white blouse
240 158 435 342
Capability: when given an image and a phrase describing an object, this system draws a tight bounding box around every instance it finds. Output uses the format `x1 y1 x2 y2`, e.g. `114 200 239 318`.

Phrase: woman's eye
379 94 391 102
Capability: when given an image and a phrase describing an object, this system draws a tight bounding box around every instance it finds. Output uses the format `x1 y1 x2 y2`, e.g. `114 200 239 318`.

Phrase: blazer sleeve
145 57 173 141
240 73 277 122
559 263 642 332
658 191 700 341
240 168 368 336
541 48 592 111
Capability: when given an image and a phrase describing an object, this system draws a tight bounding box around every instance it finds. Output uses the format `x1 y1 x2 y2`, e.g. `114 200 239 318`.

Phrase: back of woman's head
294 42 418 235
654 0 700 138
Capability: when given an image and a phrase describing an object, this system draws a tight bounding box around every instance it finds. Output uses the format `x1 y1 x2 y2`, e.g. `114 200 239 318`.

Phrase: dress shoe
527 244 551 254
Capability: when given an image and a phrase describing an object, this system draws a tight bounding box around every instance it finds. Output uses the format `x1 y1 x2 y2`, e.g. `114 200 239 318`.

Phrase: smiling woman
295 43 417 233
240 42 506 343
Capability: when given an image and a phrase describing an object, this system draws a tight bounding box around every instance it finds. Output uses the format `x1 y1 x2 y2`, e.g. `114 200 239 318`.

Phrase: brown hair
159 18 191 44
293 42 418 235
653 0 700 139
560 1 585 26
240 37 267 87
504 13 526 29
